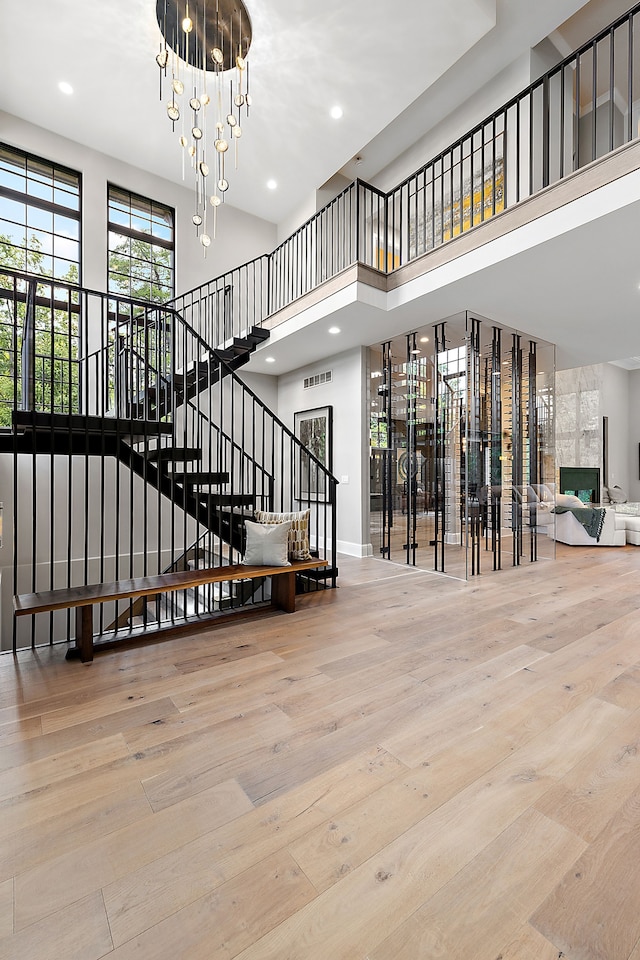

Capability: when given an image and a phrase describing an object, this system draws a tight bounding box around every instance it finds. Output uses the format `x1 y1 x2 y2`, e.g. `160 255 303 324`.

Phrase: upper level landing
254 138 640 376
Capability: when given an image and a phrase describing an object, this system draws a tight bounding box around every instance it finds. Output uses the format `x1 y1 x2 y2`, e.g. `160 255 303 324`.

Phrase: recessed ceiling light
328 326 341 334
58 81 74 95
330 105 343 120
265 356 276 363
420 336 430 343
266 179 277 190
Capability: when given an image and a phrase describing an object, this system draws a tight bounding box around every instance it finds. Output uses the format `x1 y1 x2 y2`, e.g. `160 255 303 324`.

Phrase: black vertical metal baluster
542 76 550 188
448 149 454 238
628 14 634 144
430 164 435 251
502 111 508 211
609 29 615 153
511 334 522 565
592 41 597 161
422 168 427 253
529 341 538 563
528 92 534 196
439 158 444 246
575 53 581 170
468 316 481 577
491 326 502 571
11 277 18 651
459 143 464 236
434 322 445 573
515 98 521 203
405 335 411 564
98 295 106 634
560 65 565 180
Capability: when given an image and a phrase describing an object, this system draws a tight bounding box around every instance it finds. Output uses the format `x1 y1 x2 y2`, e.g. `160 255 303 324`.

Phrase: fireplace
559 467 600 505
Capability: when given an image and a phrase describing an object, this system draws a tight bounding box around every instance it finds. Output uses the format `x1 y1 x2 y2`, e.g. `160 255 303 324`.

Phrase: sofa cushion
555 492 584 509
607 485 627 503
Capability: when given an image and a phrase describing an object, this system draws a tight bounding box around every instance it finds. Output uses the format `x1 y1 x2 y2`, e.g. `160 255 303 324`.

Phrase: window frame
107 184 175 304
0 142 82 284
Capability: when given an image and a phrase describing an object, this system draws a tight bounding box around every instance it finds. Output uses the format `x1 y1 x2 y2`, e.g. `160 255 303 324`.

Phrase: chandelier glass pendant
155 0 253 247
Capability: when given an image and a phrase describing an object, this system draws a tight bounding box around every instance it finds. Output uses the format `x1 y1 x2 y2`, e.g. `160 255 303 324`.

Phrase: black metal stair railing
0 267 338 653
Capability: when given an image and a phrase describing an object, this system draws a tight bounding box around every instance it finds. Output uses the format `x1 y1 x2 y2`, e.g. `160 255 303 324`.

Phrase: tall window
107 186 174 303
0 145 81 425
0 144 81 282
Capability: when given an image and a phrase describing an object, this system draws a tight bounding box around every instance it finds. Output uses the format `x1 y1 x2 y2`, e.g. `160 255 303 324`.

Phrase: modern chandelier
155 0 253 247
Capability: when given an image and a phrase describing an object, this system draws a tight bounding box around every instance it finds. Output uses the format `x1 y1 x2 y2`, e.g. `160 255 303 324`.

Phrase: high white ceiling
0 0 595 227
0 0 496 226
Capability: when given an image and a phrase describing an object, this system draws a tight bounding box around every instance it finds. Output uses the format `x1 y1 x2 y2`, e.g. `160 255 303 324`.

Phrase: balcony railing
389 4 640 264
172 2 640 344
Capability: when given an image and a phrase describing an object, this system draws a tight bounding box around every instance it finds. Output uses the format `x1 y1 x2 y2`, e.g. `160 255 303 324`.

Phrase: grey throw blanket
553 506 606 541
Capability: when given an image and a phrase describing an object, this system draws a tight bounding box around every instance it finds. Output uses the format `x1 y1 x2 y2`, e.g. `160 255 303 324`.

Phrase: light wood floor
1 543 640 960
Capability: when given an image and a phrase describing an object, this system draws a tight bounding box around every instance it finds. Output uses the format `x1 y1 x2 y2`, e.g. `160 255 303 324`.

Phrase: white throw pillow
607 485 627 503
243 520 291 566
555 493 585 509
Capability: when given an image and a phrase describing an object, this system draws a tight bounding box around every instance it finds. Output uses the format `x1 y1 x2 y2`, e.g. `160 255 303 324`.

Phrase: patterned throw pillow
255 509 311 561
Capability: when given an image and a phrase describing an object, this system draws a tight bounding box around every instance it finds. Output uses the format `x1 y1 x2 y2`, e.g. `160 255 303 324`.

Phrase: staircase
2 271 338 653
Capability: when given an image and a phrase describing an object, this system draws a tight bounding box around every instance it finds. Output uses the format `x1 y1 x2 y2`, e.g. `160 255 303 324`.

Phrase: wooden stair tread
169 472 230 485
146 446 201 462
247 325 270 343
200 493 255 507
12 411 173 436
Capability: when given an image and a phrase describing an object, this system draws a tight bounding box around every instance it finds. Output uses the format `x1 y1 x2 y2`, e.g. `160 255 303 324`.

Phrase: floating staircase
3 269 338 654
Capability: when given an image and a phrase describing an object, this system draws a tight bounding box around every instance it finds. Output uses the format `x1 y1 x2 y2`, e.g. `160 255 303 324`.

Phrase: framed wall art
294 405 333 500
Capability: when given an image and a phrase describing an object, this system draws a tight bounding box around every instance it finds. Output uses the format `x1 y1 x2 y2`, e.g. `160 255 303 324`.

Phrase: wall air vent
304 370 332 389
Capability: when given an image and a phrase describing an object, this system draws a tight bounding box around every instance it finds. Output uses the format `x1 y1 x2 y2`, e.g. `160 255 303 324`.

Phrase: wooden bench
14 558 329 663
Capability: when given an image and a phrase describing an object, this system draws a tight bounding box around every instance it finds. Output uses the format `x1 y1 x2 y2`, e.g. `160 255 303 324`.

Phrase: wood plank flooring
1 544 640 959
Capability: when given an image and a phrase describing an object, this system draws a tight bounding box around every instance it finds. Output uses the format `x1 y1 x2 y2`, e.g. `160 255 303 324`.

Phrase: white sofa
485 485 634 546
548 506 626 546
536 494 626 546
625 517 640 545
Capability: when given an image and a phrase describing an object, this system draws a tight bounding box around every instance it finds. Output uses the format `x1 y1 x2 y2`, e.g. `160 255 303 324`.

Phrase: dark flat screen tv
559 466 600 505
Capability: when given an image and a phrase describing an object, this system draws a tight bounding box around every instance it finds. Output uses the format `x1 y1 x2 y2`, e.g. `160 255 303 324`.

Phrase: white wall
316 174 352 212
241 372 278 413
277 193 317 246
627 369 640 502
372 54 533 195
556 362 630 497
600 363 630 492
0 111 277 296
277 347 369 557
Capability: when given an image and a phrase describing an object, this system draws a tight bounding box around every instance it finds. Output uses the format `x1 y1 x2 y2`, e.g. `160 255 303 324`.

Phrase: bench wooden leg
75 605 94 662
270 571 296 613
